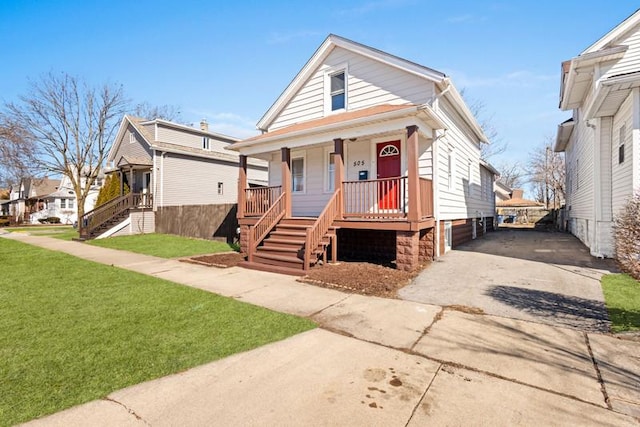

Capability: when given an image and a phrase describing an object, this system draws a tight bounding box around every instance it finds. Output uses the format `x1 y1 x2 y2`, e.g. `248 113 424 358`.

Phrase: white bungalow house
228 34 496 274
555 9 640 257
82 116 268 240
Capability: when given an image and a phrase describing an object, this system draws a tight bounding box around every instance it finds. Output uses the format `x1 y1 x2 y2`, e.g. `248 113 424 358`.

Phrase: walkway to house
2 232 638 425
400 228 617 332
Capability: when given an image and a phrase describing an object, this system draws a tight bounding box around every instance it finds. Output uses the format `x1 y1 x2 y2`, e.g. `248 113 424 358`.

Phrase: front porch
237 125 436 273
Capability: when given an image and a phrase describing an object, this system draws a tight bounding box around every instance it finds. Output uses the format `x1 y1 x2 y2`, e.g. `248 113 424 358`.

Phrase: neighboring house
88 116 267 240
555 9 640 257
496 189 545 224
494 181 512 204
228 34 496 274
8 177 60 223
29 173 103 225
0 189 9 216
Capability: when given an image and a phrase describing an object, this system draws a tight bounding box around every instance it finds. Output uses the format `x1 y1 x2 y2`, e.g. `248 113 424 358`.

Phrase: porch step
237 261 307 276
252 252 304 270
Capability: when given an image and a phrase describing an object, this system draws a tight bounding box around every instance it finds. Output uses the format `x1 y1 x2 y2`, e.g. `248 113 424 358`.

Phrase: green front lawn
601 273 640 333
4 225 78 241
0 239 315 426
88 233 236 258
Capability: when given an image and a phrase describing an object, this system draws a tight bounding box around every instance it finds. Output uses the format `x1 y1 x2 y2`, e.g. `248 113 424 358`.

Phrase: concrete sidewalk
3 233 639 425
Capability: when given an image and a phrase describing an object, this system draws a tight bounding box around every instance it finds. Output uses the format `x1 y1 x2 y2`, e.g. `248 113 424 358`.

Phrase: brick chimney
511 189 524 199
200 119 209 132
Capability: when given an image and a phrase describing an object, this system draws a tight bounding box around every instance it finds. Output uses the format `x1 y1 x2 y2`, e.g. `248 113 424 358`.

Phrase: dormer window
330 71 346 111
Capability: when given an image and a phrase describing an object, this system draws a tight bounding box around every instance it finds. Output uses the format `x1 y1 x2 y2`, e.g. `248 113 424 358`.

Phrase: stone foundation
396 230 419 272
419 228 435 263
239 224 250 256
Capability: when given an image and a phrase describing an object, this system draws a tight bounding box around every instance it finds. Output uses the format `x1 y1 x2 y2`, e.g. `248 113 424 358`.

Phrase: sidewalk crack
584 332 612 410
410 307 444 351
307 294 352 318
405 363 441 426
103 397 151 426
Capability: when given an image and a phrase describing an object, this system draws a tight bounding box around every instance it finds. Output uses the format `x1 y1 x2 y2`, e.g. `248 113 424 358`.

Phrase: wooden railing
80 192 152 238
244 186 282 216
248 193 286 262
419 178 434 218
342 176 407 218
304 190 340 270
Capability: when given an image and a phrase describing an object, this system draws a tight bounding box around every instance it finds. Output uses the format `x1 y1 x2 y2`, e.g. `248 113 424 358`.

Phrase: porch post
333 138 344 220
281 147 292 218
237 155 247 219
129 167 134 194
407 125 421 222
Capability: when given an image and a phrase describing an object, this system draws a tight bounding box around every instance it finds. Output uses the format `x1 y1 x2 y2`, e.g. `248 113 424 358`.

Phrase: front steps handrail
80 193 151 238
248 193 286 262
304 189 341 270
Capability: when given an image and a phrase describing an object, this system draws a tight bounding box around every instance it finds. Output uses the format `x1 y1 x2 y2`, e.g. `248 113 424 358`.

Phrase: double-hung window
326 149 335 192
330 71 346 111
60 199 66 209
292 157 305 192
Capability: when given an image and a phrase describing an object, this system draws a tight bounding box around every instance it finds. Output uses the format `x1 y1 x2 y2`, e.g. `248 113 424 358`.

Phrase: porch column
237 155 247 219
407 125 421 222
281 147 292 218
333 138 344 220
129 167 134 194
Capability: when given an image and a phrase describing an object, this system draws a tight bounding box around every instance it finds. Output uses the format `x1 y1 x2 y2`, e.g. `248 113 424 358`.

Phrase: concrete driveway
399 228 617 332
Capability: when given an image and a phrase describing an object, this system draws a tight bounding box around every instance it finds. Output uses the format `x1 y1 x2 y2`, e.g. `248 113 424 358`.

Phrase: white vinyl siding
612 93 634 216
564 110 595 220
434 97 493 220
291 146 332 216
418 139 433 179
601 26 640 79
159 153 240 206
269 47 435 130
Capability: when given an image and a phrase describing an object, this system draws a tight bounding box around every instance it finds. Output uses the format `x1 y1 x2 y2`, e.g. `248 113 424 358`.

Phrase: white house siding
160 153 239 206
114 125 153 163
601 25 640 79
435 97 493 221
291 146 331 216
612 93 634 217
566 113 595 224
270 47 435 130
156 125 232 153
418 139 434 179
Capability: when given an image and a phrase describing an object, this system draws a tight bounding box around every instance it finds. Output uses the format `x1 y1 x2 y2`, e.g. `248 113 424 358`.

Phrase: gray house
81 116 267 240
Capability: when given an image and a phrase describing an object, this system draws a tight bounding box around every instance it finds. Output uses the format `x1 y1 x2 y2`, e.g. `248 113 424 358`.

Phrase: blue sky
1 0 639 170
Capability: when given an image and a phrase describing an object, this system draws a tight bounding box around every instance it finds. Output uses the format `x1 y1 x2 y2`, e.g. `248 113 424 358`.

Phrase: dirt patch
299 262 426 298
184 252 244 268
444 305 485 315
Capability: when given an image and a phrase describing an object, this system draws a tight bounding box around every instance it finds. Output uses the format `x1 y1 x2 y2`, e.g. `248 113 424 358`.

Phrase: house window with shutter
619 125 625 164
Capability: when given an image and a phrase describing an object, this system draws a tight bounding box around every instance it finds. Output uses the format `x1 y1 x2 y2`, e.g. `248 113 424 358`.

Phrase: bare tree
460 89 507 160
527 138 565 209
132 102 183 122
0 117 37 186
494 159 524 188
0 72 127 233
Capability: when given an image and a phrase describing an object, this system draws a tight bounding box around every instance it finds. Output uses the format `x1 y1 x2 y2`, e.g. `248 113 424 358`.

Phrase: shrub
613 192 640 280
46 217 61 224
0 219 9 227
96 174 129 208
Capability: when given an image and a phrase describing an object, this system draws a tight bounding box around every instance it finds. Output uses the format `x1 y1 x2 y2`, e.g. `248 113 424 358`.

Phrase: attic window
203 137 210 150
330 71 346 111
129 133 136 144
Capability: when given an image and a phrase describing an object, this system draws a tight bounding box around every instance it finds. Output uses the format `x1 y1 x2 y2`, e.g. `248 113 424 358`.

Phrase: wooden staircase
241 218 336 275
78 192 152 240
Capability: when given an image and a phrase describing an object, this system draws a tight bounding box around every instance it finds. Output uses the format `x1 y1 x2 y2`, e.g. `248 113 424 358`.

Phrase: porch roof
228 104 446 154
117 155 153 168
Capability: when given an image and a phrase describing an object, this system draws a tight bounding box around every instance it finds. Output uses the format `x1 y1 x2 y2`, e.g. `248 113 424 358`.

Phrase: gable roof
583 9 640 54
256 34 447 131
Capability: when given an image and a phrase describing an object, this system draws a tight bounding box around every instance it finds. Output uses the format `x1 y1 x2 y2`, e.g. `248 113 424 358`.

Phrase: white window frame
444 221 452 251
324 147 335 193
68 198 74 209
291 155 306 194
203 136 210 150
447 151 455 191
129 132 136 144
60 198 66 209
324 63 348 115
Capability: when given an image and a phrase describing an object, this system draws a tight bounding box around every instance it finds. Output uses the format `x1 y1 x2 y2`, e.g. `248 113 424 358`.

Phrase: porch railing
244 185 282 216
342 176 407 218
342 176 433 220
248 192 286 262
304 189 340 270
80 192 152 238
419 178 434 218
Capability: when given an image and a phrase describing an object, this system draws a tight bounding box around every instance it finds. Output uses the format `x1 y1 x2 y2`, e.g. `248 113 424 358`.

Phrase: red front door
376 141 401 209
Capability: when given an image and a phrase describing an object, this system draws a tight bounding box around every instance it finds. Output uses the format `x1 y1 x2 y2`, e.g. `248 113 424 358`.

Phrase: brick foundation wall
419 228 435 262
396 231 419 271
239 224 250 256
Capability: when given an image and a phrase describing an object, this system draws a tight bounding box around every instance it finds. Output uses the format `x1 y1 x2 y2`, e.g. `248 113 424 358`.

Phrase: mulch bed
184 252 427 298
